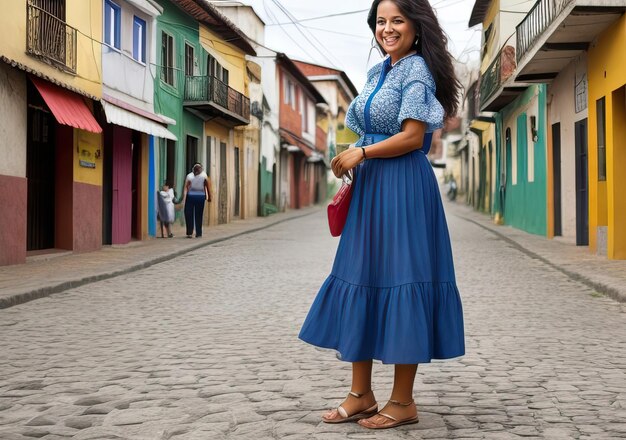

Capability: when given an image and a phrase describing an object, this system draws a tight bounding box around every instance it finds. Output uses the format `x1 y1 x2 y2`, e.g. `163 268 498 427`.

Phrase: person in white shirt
157 182 176 238
183 163 211 238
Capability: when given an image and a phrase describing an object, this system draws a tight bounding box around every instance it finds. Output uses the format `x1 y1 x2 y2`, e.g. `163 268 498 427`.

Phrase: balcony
26 2 77 73
184 75 250 126
479 45 527 112
515 0 626 82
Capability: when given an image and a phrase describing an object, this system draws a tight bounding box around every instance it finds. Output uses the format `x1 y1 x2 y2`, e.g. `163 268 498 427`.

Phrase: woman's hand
331 147 364 178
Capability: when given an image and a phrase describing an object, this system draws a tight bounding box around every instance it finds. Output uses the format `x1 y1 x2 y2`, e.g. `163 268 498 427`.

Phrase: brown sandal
358 399 419 429
322 390 378 424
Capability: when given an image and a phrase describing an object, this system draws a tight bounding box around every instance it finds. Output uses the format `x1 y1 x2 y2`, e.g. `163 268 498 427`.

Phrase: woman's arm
331 119 426 178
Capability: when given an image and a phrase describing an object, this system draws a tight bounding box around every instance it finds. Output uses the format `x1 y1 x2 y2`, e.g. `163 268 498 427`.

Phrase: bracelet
361 147 367 160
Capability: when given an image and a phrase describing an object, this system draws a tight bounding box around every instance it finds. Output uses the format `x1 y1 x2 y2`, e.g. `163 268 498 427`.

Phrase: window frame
161 31 175 87
184 41 194 77
132 15 147 64
104 0 121 50
597 97 607 181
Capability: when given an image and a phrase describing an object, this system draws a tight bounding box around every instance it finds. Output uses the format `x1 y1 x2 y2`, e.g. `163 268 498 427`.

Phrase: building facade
0 0 104 265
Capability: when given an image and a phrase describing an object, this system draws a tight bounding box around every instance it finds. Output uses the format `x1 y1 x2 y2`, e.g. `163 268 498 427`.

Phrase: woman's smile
375 0 416 63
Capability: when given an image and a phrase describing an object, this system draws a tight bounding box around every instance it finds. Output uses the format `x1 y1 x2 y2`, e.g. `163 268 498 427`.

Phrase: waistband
358 133 426 154
357 133 391 147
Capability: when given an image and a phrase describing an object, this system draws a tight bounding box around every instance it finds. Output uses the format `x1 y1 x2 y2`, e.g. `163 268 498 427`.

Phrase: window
185 43 194 76
186 136 198 175
597 97 606 181
132 16 146 63
207 54 229 83
104 0 121 49
161 32 175 86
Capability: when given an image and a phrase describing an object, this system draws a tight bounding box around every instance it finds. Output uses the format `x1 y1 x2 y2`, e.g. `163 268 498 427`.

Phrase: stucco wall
547 54 588 243
0 0 102 98
0 64 27 178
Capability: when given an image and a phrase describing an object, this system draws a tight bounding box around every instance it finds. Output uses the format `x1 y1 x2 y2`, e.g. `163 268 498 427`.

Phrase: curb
455 212 626 303
0 209 320 310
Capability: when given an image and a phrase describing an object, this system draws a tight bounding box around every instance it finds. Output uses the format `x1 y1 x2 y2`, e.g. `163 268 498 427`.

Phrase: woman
184 163 211 238
299 0 465 430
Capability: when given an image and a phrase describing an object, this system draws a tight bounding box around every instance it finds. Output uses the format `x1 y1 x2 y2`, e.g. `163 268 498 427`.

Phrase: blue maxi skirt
299 147 465 364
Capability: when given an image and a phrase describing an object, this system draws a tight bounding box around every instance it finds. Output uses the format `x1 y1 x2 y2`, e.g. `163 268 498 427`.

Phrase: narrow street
1 205 625 440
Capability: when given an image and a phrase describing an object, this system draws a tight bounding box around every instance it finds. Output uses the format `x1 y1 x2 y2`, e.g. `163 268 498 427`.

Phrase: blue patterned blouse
346 53 444 148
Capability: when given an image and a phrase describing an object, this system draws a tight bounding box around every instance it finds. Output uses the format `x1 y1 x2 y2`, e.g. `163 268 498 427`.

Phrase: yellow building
198 21 256 224
0 0 103 266
588 14 626 259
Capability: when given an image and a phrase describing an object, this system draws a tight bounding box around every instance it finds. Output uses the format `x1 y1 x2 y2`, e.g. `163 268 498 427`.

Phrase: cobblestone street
1 205 625 440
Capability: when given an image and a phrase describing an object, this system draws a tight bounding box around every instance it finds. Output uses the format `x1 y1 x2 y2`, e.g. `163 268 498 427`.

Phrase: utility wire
266 8 369 26
269 0 344 68
261 0 319 62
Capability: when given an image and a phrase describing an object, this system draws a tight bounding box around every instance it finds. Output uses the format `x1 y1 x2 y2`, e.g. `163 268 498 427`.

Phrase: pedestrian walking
157 182 176 238
183 163 211 238
299 0 465 430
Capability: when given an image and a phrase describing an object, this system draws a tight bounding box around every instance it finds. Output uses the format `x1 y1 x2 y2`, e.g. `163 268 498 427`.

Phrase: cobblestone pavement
1 206 625 440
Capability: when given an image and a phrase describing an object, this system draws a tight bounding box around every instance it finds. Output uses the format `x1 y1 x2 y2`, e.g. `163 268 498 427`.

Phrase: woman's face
375 0 416 63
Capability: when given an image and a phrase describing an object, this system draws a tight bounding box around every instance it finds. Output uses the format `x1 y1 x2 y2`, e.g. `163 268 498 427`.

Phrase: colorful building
212 3 281 217
512 0 626 257
0 0 104 265
153 0 255 227
276 54 327 210
468 0 548 235
100 0 177 245
588 14 626 259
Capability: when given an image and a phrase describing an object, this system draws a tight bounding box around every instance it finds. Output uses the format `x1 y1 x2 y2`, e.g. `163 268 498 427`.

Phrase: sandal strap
348 390 371 399
377 412 397 422
388 399 414 406
337 390 373 418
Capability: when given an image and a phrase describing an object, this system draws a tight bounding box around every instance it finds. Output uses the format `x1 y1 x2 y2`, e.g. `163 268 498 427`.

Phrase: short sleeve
345 100 363 136
397 58 444 133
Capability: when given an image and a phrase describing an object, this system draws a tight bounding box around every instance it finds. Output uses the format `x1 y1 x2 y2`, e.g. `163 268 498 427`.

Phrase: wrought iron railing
185 75 250 121
479 45 516 109
26 2 77 73
516 0 572 63
479 52 502 109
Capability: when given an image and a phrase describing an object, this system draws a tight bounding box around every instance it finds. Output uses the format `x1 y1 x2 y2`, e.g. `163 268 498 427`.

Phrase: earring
414 35 420 46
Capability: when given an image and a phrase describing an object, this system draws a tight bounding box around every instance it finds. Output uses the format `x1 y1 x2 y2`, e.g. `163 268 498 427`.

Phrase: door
131 131 141 239
575 119 589 246
26 105 56 251
185 135 198 175
218 141 228 224
552 123 562 236
233 146 240 218
504 128 512 216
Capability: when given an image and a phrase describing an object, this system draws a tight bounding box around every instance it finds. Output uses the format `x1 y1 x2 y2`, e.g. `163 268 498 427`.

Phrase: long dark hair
367 0 461 118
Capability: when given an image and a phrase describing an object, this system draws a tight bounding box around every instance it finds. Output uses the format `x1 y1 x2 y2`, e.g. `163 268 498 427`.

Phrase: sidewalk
0 207 322 309
449 201 626 303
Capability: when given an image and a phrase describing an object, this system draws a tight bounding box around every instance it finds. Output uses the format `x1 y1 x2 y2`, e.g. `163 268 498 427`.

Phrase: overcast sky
213 0 482 90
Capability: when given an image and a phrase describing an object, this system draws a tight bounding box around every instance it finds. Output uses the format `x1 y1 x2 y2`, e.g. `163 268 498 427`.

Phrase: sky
210 0 482 90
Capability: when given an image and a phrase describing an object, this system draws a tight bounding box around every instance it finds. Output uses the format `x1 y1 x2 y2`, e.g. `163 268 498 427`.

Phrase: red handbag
327 172 353 237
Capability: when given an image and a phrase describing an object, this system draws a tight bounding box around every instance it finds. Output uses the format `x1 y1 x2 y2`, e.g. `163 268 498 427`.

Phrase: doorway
131 130 142 239
552 123 562 236
26 102 56 251
218 141 227 224
234 146 241 218
574 119 588 246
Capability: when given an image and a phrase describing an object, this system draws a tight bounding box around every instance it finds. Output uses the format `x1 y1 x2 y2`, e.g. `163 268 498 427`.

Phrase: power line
269 0 345 68
266 8 369 26
261 0 319 62
303 25 370 40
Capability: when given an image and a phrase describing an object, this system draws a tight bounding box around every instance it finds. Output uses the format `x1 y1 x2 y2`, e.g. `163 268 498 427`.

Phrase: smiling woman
298 0 465 431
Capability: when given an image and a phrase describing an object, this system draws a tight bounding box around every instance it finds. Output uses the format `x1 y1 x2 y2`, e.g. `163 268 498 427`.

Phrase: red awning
30 76 102 133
